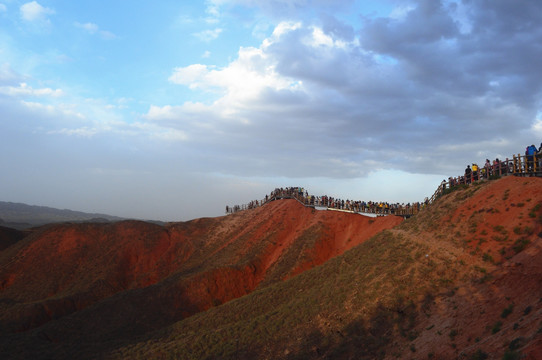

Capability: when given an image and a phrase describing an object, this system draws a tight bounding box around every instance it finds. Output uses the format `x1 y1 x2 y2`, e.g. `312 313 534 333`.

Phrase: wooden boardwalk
227 152 542 218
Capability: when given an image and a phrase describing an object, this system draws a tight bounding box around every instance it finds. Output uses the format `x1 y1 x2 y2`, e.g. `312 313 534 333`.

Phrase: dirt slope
0 199 401 337
390 176 542 359
1 176 541 360
108 176 542 360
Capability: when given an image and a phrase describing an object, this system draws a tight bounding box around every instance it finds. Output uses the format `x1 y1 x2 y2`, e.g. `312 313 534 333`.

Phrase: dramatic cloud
147 0 542 180
3 0 542 220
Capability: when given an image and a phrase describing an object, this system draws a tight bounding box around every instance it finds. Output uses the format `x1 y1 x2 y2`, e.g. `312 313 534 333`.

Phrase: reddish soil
388 176 542 359
1 176 541 359
0 199 401 334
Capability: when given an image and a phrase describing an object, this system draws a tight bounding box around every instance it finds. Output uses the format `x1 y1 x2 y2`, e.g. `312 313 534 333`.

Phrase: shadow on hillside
286 298 420 360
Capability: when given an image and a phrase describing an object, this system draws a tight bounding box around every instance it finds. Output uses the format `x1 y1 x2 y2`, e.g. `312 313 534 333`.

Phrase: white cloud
20 1 54 22
0 82 63 97
168 64 211 88
193 28 223 42
145 104 180 120
74 21 117 40
75 22 99 34
205 1 220 18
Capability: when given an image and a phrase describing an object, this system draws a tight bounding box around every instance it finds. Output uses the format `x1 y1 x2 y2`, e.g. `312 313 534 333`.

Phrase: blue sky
1 0 541 221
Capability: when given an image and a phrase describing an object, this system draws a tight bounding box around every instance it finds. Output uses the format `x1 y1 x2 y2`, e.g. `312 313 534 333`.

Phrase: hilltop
0 176 541 359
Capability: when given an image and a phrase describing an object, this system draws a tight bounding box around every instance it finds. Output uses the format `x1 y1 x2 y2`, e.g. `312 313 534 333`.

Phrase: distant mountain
0 201 125 229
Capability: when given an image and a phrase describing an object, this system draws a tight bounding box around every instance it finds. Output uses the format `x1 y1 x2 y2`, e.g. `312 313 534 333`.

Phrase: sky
1 0 541 221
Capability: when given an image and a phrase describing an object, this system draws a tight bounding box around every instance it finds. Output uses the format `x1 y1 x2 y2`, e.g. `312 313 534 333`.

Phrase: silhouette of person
465 165 472 184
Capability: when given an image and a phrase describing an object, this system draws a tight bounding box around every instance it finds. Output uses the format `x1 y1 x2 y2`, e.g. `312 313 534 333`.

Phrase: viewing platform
226 150 542 219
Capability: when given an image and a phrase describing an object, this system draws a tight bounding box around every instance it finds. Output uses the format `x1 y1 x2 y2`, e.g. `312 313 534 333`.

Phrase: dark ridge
0 226 28 251
0 201 125 229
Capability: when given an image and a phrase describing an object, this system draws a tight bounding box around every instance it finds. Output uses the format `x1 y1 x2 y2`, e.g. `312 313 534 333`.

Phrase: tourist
526 144 537 173
465 165 472 184
472 163 479 181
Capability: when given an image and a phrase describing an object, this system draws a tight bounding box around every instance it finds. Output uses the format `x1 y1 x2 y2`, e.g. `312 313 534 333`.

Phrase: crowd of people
442 143 542 191
226 143 541 217
226 186 425 216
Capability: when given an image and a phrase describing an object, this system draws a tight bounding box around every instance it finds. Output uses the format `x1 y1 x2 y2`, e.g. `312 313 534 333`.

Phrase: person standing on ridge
472 163 479 181
526 144 537 173
484 159 491 178
465 165 472 184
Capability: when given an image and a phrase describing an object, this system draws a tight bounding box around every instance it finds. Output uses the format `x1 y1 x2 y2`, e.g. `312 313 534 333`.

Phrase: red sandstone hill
0 199 401 336
0 176 541 359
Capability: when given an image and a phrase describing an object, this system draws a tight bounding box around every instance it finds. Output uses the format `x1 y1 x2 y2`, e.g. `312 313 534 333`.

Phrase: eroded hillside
0 176 541 359
0 198 401 358
109 176 542 360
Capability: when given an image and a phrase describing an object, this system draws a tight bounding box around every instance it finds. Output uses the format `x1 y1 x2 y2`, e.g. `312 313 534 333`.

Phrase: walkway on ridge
226 150 542 219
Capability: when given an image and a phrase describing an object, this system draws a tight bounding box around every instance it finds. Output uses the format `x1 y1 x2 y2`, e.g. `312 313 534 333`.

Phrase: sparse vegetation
491 321 503 334
442 184 468 196
471 349 489 360
528 203 541 220
482 252 494 263
502 350 522 360
449 329 458 340
513 238 530 253
508 337 527 351
493 225 508 235
501 304 514 319
523 226 534 235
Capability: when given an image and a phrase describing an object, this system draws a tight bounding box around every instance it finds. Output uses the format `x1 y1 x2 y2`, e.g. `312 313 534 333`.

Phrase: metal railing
429 153 542 202
226 188 423 218
226 153 541 218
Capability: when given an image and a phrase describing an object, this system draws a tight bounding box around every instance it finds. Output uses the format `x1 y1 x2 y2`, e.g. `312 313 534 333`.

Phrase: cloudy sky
1 0 541 221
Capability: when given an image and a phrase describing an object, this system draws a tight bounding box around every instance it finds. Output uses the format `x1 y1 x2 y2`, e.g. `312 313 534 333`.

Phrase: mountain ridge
0 201 146 229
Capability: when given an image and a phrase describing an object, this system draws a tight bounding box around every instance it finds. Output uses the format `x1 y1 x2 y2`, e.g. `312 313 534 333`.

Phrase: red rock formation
0 200 401 333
